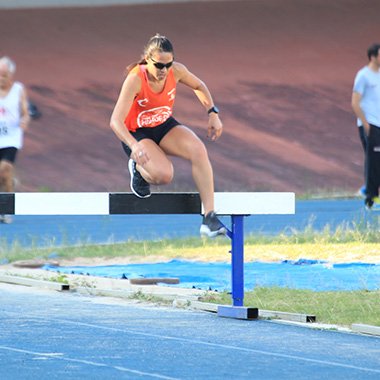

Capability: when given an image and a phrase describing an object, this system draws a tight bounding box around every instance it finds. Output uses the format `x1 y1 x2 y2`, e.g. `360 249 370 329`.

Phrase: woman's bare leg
134 139 174 185
0 161 14 192
0 161 14 223
159 125 215 214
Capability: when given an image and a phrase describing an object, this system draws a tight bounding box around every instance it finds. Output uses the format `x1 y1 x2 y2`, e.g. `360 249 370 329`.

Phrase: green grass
1 217 380 263
0 236 225 263
201 288 380 327
295 188 359 200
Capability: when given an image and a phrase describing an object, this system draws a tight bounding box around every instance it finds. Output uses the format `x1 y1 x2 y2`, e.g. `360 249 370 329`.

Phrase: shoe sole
200 225 227 238
128 160 151 199
366 205 380 211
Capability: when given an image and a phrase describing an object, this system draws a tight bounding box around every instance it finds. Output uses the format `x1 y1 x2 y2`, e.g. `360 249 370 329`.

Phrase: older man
0 56 30 223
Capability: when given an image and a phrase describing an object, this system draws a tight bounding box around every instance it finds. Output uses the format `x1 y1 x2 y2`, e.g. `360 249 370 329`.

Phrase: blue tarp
44 259 380 292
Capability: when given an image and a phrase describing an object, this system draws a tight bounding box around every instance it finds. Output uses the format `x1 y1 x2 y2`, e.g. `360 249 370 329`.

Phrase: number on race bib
0 122 8 136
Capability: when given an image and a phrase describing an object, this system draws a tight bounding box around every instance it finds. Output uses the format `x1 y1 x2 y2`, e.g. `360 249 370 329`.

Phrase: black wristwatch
207 106 219 115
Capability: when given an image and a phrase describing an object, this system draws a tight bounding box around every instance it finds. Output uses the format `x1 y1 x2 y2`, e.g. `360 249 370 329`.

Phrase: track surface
1 283 379 380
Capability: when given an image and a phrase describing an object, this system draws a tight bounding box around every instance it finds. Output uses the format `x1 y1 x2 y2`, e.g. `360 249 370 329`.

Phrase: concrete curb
0 267 206 299
351 324 380 337
0 274 70 291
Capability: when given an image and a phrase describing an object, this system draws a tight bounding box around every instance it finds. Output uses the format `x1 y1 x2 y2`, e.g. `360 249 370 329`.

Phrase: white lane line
48 318 380 375
0 346 180 380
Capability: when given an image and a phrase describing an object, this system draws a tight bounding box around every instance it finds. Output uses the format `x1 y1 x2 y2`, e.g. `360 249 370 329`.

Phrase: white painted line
0 345 180 380
15 192 109 215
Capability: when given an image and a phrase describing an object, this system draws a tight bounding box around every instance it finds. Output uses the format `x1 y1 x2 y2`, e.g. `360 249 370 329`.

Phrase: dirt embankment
1 0 377 194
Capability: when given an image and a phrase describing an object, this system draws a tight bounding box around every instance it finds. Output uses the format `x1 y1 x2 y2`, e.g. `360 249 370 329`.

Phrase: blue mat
44 259 380 292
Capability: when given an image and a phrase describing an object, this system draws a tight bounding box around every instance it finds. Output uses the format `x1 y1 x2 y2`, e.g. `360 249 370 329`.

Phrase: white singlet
0 81 24 149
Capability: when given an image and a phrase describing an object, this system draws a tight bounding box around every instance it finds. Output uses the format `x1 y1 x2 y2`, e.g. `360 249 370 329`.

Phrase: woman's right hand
130 142 150 166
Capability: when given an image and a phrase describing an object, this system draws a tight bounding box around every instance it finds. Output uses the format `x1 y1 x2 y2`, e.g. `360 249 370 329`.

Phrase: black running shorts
0 147 18 163
122 116 181 156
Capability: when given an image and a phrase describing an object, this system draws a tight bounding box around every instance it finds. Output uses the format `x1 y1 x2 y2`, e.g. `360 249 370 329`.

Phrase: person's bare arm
20 87 30 131
174 62 223 141
110 73 149 165
352 91 370 135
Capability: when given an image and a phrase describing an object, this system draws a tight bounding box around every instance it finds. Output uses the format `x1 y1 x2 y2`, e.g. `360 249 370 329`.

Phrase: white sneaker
200 211 227 238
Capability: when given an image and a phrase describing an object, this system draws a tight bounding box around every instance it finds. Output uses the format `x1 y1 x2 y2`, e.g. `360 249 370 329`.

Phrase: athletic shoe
0 215 12 224
357 185 366 198
372 197 380 211
365 196 380 211
122 143 132 157
200 211 227 238
128 159 151 198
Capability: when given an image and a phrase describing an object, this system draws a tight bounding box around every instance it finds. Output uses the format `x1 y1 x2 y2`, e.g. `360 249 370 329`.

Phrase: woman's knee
190 140 209 163
0 162 13 179
141 161 174 185
141 142 174 184
150 164 174 185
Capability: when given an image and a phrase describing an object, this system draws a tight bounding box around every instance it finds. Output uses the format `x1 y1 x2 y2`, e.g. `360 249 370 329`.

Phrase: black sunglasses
151 58 173 70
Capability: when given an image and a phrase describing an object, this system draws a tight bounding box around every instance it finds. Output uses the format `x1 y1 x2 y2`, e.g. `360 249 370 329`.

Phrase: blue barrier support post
231 215 244 306
217 214 259 320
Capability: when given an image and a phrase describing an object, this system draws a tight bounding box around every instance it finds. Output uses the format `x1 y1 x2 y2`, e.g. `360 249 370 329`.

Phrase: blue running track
1 283 380 380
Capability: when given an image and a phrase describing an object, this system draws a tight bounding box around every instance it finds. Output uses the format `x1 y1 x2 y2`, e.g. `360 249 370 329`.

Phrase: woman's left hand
207 114 223 141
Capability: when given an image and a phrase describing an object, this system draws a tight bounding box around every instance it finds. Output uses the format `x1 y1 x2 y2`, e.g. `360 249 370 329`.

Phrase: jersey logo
167 88 176 101
137 106 171 128
137 98 149 107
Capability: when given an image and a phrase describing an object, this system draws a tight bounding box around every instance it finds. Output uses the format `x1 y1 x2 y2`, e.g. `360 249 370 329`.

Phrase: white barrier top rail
0 192 295 216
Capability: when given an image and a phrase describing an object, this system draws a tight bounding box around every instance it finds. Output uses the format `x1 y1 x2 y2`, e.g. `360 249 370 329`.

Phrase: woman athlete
110 34 225 237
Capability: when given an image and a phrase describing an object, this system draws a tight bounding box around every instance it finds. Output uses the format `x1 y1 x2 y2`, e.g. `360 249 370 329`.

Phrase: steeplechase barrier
0 191 295 319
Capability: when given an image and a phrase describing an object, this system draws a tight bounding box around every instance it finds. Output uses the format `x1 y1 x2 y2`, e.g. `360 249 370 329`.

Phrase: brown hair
126 33 174 73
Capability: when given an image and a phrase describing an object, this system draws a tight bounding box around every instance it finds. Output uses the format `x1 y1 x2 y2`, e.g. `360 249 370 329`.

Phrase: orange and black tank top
124 64 177 132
